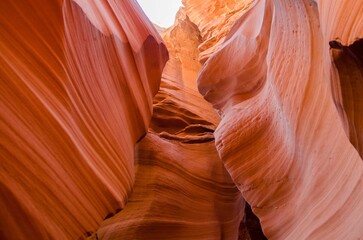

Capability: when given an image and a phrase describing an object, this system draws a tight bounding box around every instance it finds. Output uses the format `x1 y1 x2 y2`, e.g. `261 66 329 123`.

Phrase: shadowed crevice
237 202 268 240
244 203 267 240
330 39 363 158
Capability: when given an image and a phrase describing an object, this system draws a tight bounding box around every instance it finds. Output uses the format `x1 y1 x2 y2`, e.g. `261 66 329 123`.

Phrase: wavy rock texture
2 0 363 239
197 0 363 239
0 0 167 239
96 12 245 240
97 133 243 240
316 0 363 46
182 0 254 63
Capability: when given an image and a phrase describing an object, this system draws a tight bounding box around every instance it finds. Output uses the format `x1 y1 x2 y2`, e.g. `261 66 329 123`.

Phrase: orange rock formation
197 0 363 239
1 0 362 239
97 13 244 239
0 1 167 239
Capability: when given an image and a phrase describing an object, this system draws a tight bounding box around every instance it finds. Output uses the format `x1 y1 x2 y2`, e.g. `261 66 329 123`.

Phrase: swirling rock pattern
96 11 245 240
198 0 363 239
97 133 243 240
182 0 254 63
0 0 167 239
1 0 363 239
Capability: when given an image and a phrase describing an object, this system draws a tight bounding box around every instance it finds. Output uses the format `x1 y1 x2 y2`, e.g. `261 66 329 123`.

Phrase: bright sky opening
136 0 183 28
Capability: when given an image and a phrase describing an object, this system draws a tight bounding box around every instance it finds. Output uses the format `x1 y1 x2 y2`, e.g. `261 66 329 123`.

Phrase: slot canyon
0 0 363 239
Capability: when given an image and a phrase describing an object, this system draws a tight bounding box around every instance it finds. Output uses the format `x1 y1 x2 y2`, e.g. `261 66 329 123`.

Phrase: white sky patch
136 0 183 28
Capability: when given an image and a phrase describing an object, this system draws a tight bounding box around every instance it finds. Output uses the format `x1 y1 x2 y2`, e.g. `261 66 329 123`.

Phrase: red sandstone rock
96 14 245 239
0 1 167 239
197 0 363 239
98 133 243 240
1 0 363 239
182 0 254 63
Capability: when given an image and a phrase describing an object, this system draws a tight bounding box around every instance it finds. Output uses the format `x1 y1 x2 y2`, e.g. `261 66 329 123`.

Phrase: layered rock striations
96 11 245 240
197 0 363 239
97 134 243 239
0 1 167 239
182 0 255 63
1 0 363 239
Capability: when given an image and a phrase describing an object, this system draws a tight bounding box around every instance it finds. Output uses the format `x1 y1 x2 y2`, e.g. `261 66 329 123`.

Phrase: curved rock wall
0 0 167 239
97 133 243 240
197 0 363 239
182 0 255 63
330 39 363 159
95 11 245 240
316 0 363 46
1 0 363 239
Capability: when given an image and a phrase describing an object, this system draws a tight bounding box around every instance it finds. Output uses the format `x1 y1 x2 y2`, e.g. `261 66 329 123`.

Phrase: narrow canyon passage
1 0 363 239
94 8 266 239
